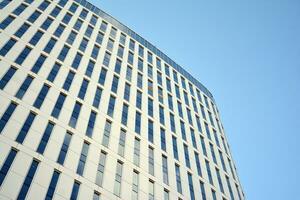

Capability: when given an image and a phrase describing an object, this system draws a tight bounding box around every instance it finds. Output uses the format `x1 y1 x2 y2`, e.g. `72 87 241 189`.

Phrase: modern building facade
0 0 244 199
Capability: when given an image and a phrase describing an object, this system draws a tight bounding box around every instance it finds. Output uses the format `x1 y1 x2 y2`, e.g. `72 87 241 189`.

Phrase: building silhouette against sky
0 0 244 199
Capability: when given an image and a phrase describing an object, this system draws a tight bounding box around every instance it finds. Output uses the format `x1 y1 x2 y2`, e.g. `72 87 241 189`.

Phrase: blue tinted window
210 143 217 164
37 121 54 154
51 93 66 118
0 102 17 133
157 71 162 86
172 136 178 160
71 52 82 69
194 152 202 176
45 170 60 199
138 58 143 72
160 128 166 151
167 94 173 110
96 32 104 44
66 30 77 45
148 80 153 96
29 30 44 46
162 156 169 185
53 23 65 37
184 144 191 168
58 0 67 7
180 121 186 141
31 54 47 74
148 98 153 117
85 25 93 37
159 106 164 125
47 62 61 82
102 121 112 147
136 90 142 109
103 52 111 67
175 164 182 194
0 0 12 9
126 66 132 82
120 33 126 46
166 79 171 92
100 21 107 32
137 73 143 89
98 68 107 86
15 112 36 144
191 128 198 149
0 148 17 186
15 46 32 65
187 108 193 125
77 142 89 175
80 9 88 19
117 45 124 58
15 75 34 99
14 23 30 38
86 111 97 137
13 3 27 15
50 6 61 17
38 0 50 11
205 160 213 185
85 60 95 77
63 70 75 91
148 120 153 143
0 38 17 56
114 59 122 74
128 52 134 65
69 2 78 12
73 19 83 31
41 17 53 31
17 159 39 200
0 66 17 90
200 136 207 156
123 83 130 101
107 96 116 117
91 45 100 59
33 84 50 109
187 173 195 200
79 38 88 52
92 87 102 108
121 104 129 126
70 181 80 200
200 181 206 200
0 15 15 29
216 168 224 193
43 37 57 54
111 76 119 94
58 45 70 62
129 39 135 51
90 15 98 26
57 131 72 165
205 123 211 140
62 13 72 24
69 102 82 128
28 10 41 23
175 85 181 99
135 111 141 134
169 113 176 133
147 52 153 64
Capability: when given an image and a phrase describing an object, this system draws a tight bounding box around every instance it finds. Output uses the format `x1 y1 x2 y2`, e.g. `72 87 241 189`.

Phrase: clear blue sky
89 0 300 199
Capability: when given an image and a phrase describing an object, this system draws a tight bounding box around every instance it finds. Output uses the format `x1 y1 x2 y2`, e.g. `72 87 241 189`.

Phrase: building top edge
74 0 214 101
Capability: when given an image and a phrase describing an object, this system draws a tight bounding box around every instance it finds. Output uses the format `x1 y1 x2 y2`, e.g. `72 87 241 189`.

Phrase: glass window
164 64 170 77
100 21 108 32
136 90 142 109
44 37 57 54
183 144 191 168
110 27 117 38
187 173 195 200
96 32 104 44
120 33 126 45
79 38 88 52
205 160 213 185
69 3 78 13
132 170 139 200
200 181 207 200
135 111 141 134
148 147 154 176
38 0 50 11
70 181 80 200
50 6 61 17
85 60 95 77
162 155 169 185
194 152 202 176
200 136 207 156
148 80 153 96
13 3 27 15
54 23 65 37
128 51 134 65
57 131 72 165
123 83 130 101
117 45 124 58
148 180 154 200
114 161 123 197
93 87 102 108
73 19 83 31
102 120 112 147
78 78 89 100
107 38 114 52
51 93 66 118
15 75 34 99
0 38 17 56
63 70 75 91
98 68 107 86
175 164 182 194
158 87 163 104
14 22 30 38
138 58 143 72
172 136 179 160
33 84 50 109
156 58 161 70
126 66 132 82
37 121 54 154
0 102 17 133
29 30 44 46
17 160 39 200
31 54 47 74
137 73 143 89
167 94 173 111
15 46 32 65
0 15 15 29
216 168 224 193
0 148 18 186
138 45 144 57
133 138 140 166
148 98 153 117
159 106 165 125
111 75 119 94
80 9 88 19
148 119 154 143
69 102 82 128
180 120 187 141
41 17 53 30
169 113 176 133
103 51 111 67
58 45 70 62
85 25 94 37
121 103 129 126
90 15 98 26
114 59 122 74
147 52 153 64
118 129 126 157
76 142 89 176
107 96 116 117
96 151 106 186
86 111 97 137
160 128 166 152
0 66 17 90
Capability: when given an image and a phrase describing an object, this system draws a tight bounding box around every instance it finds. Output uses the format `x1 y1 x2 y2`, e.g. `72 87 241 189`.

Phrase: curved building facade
0 0 244 199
